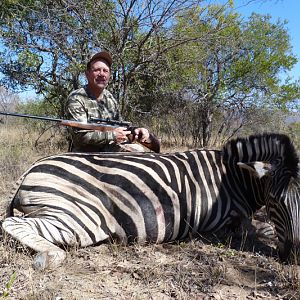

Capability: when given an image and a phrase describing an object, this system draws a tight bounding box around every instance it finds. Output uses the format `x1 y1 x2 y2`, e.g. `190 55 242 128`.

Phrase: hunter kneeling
65 51 160 153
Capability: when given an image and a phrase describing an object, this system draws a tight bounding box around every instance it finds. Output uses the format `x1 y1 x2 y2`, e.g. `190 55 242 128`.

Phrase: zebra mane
222 133 299 177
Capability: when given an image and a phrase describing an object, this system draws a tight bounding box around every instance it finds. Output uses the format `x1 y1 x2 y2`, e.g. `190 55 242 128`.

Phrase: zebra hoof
33 250 66 270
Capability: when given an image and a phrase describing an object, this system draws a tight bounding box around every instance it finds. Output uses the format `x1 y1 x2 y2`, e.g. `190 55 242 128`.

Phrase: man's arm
65 96 116 147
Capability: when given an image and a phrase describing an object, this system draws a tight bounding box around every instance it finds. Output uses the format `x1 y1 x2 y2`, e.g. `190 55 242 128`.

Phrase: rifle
0 111 160 153
0 111 131 131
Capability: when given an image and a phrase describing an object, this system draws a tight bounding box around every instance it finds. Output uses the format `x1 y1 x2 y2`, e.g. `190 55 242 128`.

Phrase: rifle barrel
0 111 62 122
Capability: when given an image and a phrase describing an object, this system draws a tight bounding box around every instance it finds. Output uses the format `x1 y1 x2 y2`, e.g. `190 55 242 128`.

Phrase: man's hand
133 128 150 143
113 127 160 153
133 127 161 153
113 127 132 143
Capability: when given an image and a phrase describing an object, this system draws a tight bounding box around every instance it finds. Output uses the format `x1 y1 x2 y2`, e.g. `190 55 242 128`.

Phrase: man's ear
237 161 272 178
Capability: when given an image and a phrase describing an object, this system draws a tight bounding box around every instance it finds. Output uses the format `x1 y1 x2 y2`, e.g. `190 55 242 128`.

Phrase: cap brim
89 51 112 67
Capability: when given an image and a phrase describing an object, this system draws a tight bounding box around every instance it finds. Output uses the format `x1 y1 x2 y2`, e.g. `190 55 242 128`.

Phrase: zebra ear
237 162 272 178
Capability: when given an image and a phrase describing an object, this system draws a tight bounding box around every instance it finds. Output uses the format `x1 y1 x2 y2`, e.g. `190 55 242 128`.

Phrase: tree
0 0 114 115
157 6 300 147
0 0 216 118
0 86 19 113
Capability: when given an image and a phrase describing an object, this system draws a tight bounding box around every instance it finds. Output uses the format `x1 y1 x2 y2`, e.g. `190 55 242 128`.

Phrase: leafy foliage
150 6 300 146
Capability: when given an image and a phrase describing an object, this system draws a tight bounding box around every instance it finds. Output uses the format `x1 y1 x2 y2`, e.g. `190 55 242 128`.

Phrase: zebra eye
269 169 276 177
270 158 282 168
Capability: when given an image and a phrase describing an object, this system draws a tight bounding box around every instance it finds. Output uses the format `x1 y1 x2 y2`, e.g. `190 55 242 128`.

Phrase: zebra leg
251 207 276 240
2 216 77 270
231 216 275 240
250 219 276 240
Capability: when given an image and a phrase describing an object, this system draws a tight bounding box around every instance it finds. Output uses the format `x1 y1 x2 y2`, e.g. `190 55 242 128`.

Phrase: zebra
1 133 300 270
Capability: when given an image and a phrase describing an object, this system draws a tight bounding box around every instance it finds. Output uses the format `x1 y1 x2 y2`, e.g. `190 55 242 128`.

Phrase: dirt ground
1 210 300 300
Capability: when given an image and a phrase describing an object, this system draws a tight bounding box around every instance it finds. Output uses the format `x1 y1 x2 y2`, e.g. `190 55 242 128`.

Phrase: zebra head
268 167 300 262
232 134 300 263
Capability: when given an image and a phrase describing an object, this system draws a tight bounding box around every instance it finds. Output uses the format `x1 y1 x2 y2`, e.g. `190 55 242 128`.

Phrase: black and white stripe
2 133 300 268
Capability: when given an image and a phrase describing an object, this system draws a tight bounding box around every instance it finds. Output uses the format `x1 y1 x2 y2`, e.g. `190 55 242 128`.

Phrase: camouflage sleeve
65 93 115 147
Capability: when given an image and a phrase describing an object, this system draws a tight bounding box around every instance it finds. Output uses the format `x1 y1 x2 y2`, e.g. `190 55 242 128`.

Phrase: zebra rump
1 133 300 269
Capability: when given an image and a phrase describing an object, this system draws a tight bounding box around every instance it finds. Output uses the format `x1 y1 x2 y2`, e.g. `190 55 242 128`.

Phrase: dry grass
1 238 300 299
0 125 300 299
0 124 66 215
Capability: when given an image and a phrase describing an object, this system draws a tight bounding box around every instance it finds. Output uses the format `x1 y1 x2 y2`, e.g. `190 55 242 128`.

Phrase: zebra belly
14 170 169 246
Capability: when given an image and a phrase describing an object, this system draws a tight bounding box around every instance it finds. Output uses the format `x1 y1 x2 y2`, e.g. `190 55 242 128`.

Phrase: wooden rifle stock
59 120 119 132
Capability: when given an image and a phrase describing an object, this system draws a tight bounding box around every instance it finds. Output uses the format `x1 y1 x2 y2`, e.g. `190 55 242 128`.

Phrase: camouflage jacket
65 86 121 151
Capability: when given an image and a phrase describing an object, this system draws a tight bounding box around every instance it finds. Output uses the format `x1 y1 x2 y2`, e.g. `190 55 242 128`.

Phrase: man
65 51 160 153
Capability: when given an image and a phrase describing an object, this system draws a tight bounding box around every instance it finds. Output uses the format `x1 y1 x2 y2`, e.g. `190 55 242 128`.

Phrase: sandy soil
1 215 300 300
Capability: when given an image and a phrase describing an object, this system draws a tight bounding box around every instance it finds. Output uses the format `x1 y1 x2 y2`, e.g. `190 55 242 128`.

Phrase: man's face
86 59 111 90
